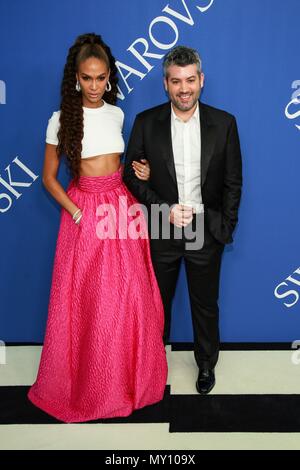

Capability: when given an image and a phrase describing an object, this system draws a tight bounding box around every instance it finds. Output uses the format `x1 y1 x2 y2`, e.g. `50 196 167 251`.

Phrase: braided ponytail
57 33 119 179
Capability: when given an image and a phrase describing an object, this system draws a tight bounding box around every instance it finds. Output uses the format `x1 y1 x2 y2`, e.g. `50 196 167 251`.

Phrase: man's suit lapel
200 103 216 187
155 101 216 189
156 103 178 187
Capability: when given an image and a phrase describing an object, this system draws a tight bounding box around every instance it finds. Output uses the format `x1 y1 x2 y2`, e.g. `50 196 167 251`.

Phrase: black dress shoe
196 368 215 394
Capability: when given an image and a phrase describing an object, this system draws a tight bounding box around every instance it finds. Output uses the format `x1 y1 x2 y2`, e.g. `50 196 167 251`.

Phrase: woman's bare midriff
80 153 122 177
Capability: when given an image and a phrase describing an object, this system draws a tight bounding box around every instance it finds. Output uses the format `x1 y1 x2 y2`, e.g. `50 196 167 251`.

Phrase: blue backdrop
0 0 299 342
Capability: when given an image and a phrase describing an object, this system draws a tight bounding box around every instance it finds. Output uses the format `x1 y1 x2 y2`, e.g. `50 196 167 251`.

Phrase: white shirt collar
171 101 200 123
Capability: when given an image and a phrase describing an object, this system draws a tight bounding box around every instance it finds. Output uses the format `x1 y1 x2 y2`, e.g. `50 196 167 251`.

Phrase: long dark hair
57 33 118 179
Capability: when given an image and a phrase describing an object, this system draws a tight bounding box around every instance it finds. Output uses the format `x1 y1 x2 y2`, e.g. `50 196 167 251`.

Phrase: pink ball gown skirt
28 167 167 423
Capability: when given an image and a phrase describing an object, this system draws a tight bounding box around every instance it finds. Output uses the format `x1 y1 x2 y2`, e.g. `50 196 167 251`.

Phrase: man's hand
169 204 193 228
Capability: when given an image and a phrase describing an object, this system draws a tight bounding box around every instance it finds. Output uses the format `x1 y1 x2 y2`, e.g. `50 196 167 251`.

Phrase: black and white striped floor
1 344 300 449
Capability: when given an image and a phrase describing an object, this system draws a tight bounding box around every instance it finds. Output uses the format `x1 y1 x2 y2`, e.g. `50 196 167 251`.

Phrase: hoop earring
76 80 81 92
105 80 112 92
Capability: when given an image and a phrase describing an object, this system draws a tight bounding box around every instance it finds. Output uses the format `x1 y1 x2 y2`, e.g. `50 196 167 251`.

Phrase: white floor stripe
1 346 298 395
0 424 300 450
0 346 41 386
168 350 300 395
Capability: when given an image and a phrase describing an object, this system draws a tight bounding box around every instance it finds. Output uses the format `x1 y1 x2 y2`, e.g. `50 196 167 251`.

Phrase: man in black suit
123 46 242 394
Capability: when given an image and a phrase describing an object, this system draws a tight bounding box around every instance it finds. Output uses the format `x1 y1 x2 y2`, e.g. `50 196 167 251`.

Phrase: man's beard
172 93 199 112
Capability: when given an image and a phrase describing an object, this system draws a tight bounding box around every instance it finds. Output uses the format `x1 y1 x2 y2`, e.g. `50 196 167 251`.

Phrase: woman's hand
132 159 150 181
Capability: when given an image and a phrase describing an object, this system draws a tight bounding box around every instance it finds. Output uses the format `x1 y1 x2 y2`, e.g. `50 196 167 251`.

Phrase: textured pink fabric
28 168 167 423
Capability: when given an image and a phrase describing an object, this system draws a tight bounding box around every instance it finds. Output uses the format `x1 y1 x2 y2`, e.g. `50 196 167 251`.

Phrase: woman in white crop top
28 33 167 423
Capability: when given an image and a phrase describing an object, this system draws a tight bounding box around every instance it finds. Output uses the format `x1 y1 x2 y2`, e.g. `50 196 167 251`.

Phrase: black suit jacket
123 101 242 246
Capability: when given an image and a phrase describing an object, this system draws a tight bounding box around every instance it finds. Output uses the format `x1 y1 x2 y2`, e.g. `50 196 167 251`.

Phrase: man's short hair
163 45 202 77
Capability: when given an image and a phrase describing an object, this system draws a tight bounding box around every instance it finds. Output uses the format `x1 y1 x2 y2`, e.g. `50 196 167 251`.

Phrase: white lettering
149 455 160 464
274 282 299 308
0 176 22 198
106 454 140 467
0 80 6 105
13 157 39 181
0 193 12 213
96 204 117 239
162 0 194 26
285 99 300 121
285 81 300 130
115 61 147 93
291 80 300 101
286 268 300 287
127 38 164 73
196 0 215 13
0 158 39 213
115 0 215 98
128 203 148 239
116 84 125 101
149 16 179 50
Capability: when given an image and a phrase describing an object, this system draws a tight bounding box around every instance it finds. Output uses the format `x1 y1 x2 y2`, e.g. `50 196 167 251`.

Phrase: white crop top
46 100 125 158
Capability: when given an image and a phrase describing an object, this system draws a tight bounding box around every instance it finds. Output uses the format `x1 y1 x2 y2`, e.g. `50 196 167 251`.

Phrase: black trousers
150 224 224 370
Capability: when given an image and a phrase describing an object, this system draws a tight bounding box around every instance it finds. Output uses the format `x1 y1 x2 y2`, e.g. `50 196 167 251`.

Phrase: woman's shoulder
104 102 124 118
48 110 61 122
46 110 61 145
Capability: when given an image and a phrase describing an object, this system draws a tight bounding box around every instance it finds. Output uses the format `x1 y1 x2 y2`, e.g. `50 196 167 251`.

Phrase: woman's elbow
42 175 55 191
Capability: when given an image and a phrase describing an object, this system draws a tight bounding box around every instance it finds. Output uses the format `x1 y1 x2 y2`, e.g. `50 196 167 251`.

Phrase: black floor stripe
0 386 170 425
170 395 300 433
1 386 300 432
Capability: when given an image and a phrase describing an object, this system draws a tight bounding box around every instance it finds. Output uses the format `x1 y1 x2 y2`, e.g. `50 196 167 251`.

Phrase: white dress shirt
171 102 203 214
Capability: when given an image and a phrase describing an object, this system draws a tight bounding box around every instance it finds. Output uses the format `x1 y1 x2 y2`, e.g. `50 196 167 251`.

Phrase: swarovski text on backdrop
115 0 215 98
274 267 300 308
0 158 39 213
